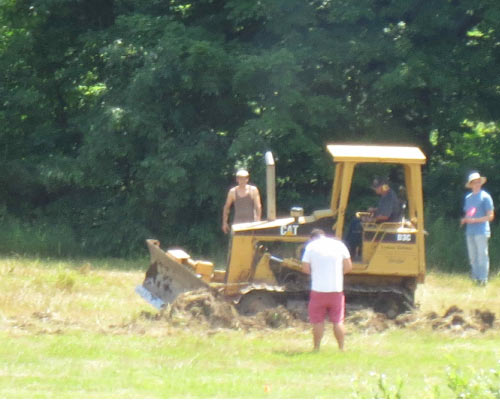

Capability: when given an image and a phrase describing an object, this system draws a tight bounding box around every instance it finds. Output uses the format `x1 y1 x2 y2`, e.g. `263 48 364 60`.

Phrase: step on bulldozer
136 144 427 318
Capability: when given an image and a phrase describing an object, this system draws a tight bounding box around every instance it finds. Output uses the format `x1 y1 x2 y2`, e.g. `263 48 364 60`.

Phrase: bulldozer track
236 282 414 318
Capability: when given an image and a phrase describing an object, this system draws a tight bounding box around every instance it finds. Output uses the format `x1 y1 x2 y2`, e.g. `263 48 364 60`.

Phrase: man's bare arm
222 189 235 233
461 210 495 225
302 261 311 275
253 187 262 221
375 215 389 223
343 258 353 274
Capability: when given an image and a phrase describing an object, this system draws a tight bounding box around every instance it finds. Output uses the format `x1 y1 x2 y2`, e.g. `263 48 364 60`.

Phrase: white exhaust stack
265 151 276 221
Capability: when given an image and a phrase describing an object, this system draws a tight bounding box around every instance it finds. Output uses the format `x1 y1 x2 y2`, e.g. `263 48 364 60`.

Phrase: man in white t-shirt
302 229 352 351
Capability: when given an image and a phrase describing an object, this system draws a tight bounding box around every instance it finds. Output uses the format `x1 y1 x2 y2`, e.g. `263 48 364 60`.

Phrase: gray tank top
234 190 255 223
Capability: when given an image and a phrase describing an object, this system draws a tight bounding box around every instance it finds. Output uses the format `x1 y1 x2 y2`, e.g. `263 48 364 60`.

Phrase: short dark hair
310 229 325 239
372 176 388 189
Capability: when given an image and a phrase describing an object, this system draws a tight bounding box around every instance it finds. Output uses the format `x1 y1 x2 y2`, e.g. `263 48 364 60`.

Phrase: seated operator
345 177 401 257
367 177 401 223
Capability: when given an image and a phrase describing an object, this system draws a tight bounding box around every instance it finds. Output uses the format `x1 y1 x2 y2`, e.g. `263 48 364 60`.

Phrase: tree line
1 0 499 266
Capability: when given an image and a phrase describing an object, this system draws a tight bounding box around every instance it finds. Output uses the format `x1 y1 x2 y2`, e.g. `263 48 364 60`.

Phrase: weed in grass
356 364 500 399
55 271 76 291
445 363 500 399
375 374 404 399
351 373 405 399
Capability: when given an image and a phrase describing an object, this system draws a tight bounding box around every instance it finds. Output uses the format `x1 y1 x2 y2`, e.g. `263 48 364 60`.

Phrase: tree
1 0 500 258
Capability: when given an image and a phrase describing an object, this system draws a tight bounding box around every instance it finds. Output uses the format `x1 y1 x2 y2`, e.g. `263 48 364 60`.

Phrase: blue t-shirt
463 190 494 236
376 189 401 222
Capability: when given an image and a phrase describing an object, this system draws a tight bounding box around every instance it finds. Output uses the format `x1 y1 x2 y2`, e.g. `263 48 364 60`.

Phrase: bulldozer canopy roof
327 144 426 164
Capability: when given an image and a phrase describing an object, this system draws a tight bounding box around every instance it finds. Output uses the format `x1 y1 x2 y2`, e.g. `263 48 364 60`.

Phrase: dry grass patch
0 257 149 334
0 257 499 339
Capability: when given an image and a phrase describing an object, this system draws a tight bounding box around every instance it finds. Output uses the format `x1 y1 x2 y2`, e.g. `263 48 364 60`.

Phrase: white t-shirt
302 235 350 292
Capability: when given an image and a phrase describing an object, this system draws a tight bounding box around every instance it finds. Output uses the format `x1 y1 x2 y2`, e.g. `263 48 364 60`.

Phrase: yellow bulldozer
136 144 426 318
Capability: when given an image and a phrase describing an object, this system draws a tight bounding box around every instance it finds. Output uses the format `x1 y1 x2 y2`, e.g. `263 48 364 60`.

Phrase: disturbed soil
144 288 498 335
2 288 497 336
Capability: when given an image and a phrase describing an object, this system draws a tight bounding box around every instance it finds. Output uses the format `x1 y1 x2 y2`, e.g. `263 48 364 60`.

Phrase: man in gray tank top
222 169 262 234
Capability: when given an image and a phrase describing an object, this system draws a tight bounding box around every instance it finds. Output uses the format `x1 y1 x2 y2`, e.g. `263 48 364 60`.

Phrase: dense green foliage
1 0 499 264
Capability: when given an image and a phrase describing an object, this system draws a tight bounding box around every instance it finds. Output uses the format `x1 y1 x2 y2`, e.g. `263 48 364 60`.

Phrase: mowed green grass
0 256 499 398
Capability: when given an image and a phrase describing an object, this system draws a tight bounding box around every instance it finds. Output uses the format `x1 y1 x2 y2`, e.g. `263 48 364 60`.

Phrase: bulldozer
136 144 426 318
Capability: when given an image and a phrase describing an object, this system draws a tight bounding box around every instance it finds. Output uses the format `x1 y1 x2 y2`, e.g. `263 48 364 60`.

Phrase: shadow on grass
272 349 314 357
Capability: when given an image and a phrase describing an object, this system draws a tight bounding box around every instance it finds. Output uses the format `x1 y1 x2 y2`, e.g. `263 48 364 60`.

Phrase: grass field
0 256 499 398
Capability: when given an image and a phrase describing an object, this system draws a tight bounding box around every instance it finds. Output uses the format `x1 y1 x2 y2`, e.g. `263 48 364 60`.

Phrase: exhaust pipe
265 151 276 221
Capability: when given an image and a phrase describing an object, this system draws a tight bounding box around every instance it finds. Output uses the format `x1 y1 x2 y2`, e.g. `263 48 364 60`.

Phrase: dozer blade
137 239 210 309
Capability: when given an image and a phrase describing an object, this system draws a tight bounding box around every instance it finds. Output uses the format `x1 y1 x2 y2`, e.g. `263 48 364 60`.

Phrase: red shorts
308 291 345 324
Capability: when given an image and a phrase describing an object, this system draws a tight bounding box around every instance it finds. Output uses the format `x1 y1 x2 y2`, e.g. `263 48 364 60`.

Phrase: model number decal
280 224 299 236
396 233 412 242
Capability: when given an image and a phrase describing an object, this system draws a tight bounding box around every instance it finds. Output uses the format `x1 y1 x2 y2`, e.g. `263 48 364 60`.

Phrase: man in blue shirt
370 177 401 223
344 177 401 258
461 172 495 285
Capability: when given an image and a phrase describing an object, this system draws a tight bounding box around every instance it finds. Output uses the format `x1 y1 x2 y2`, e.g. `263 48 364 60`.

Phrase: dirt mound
345 309 391 333
162 289 239 328
159 289 306 330
158 289 497 334
346 305 497 334
425 306 496 333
